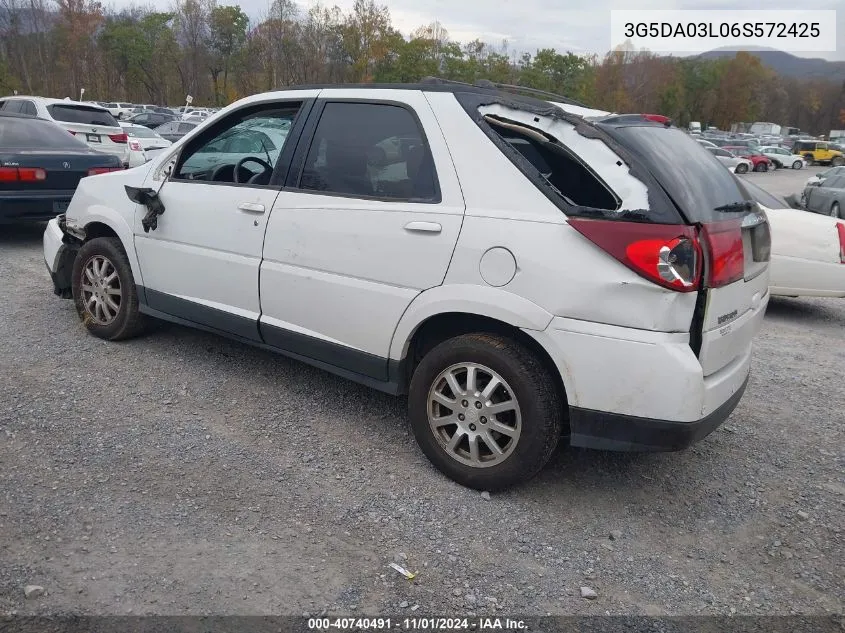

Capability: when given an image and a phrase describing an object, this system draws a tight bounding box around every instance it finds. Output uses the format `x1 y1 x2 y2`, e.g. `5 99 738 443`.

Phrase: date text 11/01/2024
307 618 529 631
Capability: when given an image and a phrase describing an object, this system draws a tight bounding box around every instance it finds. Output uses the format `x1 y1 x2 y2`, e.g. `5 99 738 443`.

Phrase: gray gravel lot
1 170 843 616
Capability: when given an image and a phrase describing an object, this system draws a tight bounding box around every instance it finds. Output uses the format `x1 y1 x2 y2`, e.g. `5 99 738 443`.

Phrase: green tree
207 4 248 104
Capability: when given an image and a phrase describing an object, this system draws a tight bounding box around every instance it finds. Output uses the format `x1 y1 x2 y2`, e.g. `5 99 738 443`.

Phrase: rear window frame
46 104 120 127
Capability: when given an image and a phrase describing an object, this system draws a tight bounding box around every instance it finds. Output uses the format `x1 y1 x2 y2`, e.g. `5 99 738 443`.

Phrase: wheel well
84 222 120 241
403 312 569 414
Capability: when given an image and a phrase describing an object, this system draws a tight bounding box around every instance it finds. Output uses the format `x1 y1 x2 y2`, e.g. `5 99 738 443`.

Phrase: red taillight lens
568 218 702 292
701 220 745 287
837 222 845 264
87 167 123 176
0 167 46 181
108 132 128 143
18 167 47 182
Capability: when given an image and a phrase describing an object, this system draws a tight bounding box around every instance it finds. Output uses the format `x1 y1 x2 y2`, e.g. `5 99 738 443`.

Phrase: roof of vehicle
3 95 110 111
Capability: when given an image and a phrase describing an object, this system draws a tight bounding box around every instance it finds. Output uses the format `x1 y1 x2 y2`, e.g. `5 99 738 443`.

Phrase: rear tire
72 237 146 341
832 156 845 167
735 163 749 174
408 333 563 490
832 202 841 219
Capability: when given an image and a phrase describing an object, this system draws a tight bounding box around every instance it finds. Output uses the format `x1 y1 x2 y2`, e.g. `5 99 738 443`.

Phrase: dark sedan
126 111 177 129
0 112 123 223
155 120 198 142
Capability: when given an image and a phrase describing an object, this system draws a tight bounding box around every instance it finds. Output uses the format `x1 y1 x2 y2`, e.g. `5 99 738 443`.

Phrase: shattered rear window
478 104 652 219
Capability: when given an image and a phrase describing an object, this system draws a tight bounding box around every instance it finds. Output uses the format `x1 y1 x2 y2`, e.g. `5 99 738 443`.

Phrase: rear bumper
569 375 748 452
0 191 73 223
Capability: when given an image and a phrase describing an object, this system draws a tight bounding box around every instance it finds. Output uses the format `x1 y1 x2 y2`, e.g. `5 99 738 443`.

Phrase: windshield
0 116 90 149
47 104 119 127
607 125 751 222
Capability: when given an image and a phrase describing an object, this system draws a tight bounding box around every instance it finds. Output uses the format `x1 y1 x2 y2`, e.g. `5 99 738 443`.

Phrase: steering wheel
234 157 273 184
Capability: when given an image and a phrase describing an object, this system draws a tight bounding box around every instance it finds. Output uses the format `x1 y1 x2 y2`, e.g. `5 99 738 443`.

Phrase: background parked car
103 102 135 120
0 95 128 166
741 179 845 298
0 111 123 223
723 146 772 172
794 140 845 166
803 171 845 218
759 146 805 170
155 120 199 142
119 122 173 167
707 146 752 173
126 111 177 129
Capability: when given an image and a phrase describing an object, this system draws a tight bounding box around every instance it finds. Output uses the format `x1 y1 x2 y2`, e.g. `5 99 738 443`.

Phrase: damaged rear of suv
43 81 770 490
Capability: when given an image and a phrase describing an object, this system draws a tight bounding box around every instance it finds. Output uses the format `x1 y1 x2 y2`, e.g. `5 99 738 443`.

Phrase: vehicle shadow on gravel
0 223 46 245
764 296 845 325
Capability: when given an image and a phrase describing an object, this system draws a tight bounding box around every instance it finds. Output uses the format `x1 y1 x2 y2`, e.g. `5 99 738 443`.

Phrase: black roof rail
419 76 589 108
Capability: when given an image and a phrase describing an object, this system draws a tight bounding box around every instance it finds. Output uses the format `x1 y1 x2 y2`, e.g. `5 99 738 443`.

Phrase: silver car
803 171 845 218
707 146 752 174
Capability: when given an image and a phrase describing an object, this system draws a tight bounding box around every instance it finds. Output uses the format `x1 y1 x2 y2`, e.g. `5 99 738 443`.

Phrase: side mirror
125 185 166 233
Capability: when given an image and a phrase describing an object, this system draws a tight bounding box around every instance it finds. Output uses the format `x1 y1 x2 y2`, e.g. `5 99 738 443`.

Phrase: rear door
807 174 845 214
259 92 465 380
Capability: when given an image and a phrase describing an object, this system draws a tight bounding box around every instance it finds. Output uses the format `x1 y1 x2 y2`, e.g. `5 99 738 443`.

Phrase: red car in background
723 146 773 172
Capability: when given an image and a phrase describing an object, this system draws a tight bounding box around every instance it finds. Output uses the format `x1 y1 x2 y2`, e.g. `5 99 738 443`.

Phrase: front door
134 98 310 341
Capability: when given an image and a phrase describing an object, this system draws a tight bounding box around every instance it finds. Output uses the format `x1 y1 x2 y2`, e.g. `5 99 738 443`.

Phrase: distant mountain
697 48 845 82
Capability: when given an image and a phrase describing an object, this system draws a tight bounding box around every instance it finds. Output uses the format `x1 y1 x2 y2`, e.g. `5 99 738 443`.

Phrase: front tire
408 333 563 490
735 163 749 174
792 160 803 170
72 237 146 340
755 162 768 172
832 156 845 167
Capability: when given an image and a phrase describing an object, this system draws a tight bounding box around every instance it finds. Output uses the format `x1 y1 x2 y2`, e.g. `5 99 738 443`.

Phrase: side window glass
300 102 439 202
174 104 300 185
4 100 23 113
22 101 37 116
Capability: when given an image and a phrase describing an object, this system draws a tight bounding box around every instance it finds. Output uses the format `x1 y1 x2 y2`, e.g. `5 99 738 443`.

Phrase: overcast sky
108 0 844 61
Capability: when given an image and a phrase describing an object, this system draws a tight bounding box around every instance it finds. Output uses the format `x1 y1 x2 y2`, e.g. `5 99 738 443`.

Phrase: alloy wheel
427 363 522 468
81 255 122 325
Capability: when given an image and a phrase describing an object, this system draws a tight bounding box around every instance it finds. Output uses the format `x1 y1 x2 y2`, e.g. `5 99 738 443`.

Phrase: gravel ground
1 201 843 616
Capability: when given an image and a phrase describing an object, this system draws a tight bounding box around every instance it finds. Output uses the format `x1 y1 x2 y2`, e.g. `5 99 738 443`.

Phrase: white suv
43 83 771 490
0 96 128 166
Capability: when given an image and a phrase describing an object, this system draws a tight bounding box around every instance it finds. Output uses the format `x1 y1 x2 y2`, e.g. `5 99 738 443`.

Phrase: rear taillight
108 133 128 143
700 219 745 287
87 167 123 176
568 219 702 292
0 167 46 182
128 140 142 151
837 222 845 264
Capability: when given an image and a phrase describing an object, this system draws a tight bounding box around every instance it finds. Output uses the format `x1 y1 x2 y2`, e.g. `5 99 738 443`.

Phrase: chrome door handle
404 221 441 234
238 202 265 214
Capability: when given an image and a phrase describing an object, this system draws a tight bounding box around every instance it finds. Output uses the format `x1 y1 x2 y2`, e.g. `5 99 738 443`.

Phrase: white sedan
707 146 753 173
119 122 172 167
742 179 845 298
